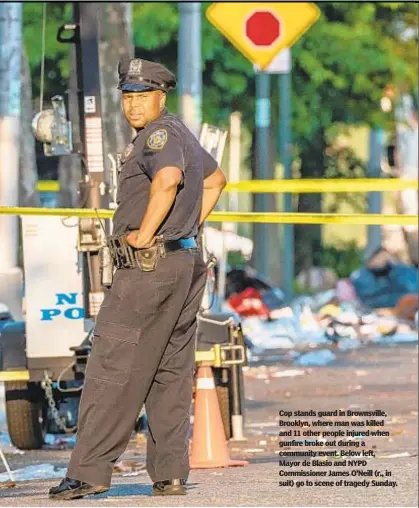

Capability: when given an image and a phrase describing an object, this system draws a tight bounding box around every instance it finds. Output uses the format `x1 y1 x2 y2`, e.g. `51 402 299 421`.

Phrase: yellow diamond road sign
206 2 320 70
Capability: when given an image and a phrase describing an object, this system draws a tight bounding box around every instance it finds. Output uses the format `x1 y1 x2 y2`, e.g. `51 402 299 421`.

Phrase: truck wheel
4 381 47 450
215 385 232 441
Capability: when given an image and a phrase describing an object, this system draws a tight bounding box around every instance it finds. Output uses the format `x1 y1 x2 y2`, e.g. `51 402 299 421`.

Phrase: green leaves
22 2 417 143
132 3 178 49
23 3 71 72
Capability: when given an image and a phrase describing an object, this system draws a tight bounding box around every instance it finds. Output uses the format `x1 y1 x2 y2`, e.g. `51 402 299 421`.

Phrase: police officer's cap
118 58 176 93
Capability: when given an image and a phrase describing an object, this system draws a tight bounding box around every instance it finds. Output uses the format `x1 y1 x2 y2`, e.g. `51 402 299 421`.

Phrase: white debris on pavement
0 433 24 455
241 317 295 350
232 275 418 360
244 365 306 380
241 314 328 351
377 452 411 459
270 369 306 378
246 422 278 428
0 464 67 483
242 301 418 364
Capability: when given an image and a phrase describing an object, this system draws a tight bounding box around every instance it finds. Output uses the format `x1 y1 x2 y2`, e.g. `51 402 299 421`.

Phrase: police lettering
40 292 84 321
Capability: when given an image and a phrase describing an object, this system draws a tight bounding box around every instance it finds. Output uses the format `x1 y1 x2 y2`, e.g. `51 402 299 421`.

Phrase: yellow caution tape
224 178 418 193
0 370 30 382
35 178 417 194
36 180 60 192
0 353 221 381
0 207 416 226
207 212 417 226
0 207 114 219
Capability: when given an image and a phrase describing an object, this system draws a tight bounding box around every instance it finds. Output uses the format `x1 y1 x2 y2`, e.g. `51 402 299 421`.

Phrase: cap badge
147 129 168 150
128 59 143 77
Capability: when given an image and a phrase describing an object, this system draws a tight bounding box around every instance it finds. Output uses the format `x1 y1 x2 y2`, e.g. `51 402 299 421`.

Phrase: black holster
106 234 165 272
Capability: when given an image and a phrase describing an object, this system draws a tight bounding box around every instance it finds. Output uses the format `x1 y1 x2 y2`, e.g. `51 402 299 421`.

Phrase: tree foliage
23 2 418 140
291 2 418 149
22 2 418 272
23 2 72 97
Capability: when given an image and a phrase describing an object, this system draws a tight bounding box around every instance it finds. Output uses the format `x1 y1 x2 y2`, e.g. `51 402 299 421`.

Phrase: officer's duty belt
165 237 197 253
106 235 197 271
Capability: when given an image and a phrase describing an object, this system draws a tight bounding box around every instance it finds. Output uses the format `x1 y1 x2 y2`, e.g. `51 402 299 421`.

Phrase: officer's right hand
126 230 156 249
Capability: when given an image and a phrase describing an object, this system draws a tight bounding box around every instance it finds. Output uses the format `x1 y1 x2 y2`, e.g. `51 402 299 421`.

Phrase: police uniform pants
67 249 208 488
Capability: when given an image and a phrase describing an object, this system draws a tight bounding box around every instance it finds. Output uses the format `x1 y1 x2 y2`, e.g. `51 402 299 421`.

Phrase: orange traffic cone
190 366 248 469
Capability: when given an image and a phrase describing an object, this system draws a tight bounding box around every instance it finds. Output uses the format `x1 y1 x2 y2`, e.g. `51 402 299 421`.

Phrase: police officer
49 58 226 500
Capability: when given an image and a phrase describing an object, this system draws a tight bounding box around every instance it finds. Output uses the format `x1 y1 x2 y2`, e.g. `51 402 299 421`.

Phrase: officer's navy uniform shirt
112 108 218 240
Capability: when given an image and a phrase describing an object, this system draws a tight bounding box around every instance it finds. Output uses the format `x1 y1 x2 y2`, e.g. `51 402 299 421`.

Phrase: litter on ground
0 464 67 483
295 350 337 366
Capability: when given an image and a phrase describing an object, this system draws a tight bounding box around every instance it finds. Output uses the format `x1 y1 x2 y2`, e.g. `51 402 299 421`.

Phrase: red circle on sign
245 11 281 47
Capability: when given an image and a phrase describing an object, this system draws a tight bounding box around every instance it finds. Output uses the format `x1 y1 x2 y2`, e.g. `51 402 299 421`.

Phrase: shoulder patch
146 129 168 150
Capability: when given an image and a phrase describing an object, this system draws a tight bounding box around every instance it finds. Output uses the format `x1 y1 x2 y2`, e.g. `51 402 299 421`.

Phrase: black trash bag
224 266 274 299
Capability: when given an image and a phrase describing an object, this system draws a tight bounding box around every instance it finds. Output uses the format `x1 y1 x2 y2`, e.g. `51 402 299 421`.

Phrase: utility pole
57 3 109 318
178 3 202 137
75 3 109 317
0 3 23 320
278 50 294 299
253 72 271 279
366 128 384 258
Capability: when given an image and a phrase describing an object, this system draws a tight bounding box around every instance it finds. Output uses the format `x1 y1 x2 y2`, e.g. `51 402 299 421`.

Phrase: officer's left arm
126 128 184 248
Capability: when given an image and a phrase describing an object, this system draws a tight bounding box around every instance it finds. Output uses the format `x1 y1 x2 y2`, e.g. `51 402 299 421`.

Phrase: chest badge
121 143 134 163
147 129 168 150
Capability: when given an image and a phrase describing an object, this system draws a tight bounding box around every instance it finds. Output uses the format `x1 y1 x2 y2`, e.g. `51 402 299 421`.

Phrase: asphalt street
0 342 417 507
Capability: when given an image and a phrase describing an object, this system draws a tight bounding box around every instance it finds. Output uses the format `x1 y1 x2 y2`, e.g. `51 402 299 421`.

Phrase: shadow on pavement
247 456 278 464
97 481 200 498
96 484 151 497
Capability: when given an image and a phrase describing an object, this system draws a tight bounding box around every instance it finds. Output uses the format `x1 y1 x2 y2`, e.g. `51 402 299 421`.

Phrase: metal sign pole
366 129 385 258
178 3 202 138
253 72 271 279
71 3 109 318
278 50 294 300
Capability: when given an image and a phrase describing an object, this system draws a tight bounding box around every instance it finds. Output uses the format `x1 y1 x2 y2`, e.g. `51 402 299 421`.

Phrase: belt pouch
134 245 160 271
